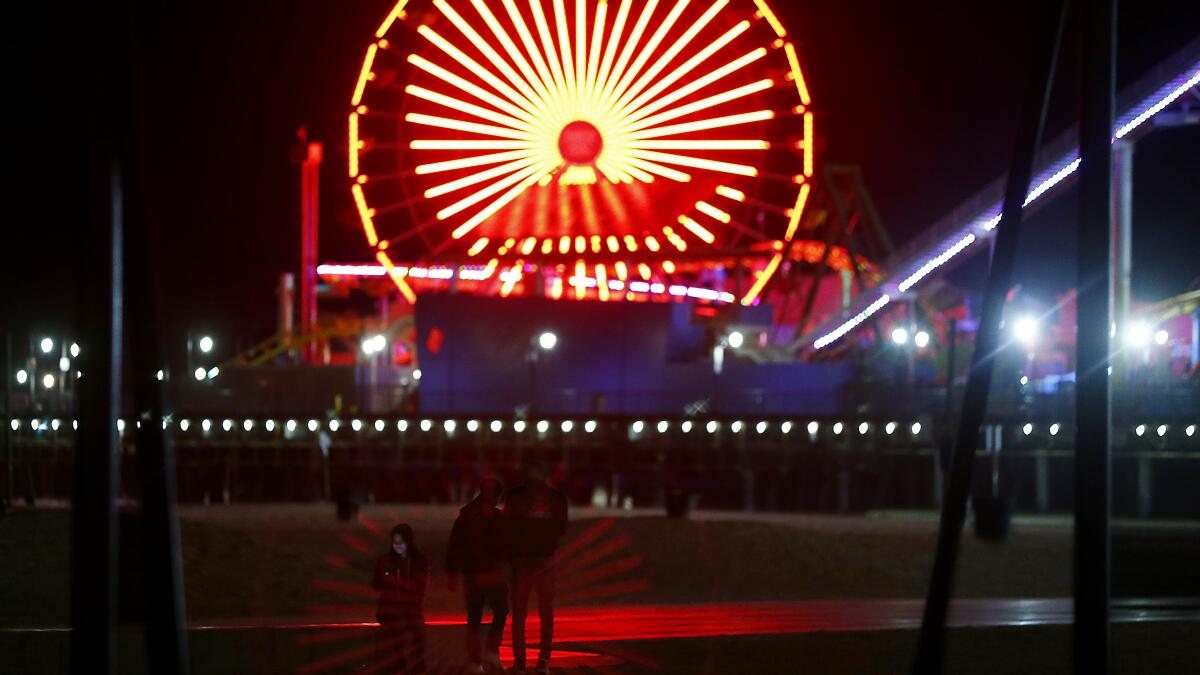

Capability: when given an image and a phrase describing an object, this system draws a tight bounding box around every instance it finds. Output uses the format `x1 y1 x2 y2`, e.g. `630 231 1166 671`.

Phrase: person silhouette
504 461 568 674
446 477 509 673
372 523 428 672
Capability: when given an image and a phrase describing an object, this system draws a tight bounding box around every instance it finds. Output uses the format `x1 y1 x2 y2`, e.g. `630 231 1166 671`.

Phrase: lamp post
527 331 557 414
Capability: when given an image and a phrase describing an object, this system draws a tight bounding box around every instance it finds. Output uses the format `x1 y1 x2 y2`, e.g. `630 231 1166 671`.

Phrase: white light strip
812 59 1200 351
813 295 892 350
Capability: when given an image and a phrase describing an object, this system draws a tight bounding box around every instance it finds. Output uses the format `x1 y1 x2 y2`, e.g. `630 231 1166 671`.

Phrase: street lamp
891 327 909 345
15 369 27 385
537 331 558 351
727 330 744 349
528 331 558 413
1013 317 1038 345
39 338 54 354
914 330 931 349
198 335 214 354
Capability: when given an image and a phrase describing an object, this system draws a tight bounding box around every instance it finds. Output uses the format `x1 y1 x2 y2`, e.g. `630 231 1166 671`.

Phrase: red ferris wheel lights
678 216 717 244
715 186 746 202
407 54 536 124
404 113 537 140
625 157 690 182
351 44 378 107
467 238 491 256
425 156 542 199
416 150 534 176
695 201 732 224
751 0 786 37
626 110 775 140
375 1 410 38
351 184 378 246
783 42 812 105
784 183 812 240
404 85 534 132
627 150 759 178
602 0 694 111
450 165 552 238
347 112 360 178
630 139 770 150
624 79 775 133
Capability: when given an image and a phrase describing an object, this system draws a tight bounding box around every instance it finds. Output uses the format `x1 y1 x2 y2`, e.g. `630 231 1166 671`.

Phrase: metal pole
940 319 958 472
911 2 1067 672
3 330 12 507
1075 0 1115 671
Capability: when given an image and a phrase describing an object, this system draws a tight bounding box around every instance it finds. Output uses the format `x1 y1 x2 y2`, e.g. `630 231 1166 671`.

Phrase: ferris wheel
348 0 814 305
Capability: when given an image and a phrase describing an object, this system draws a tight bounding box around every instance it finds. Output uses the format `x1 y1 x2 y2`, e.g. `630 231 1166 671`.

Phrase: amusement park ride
231 1 1199 377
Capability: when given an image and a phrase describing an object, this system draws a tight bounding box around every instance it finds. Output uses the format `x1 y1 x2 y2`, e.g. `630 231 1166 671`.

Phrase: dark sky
3 0 1198 348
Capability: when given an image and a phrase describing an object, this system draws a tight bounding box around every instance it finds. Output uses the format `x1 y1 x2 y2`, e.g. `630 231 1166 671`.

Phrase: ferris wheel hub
557 120 604 165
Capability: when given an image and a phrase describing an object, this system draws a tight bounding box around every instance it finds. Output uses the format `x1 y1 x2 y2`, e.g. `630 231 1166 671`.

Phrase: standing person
372 524 428 673
446 477 509 674
504 461 568 674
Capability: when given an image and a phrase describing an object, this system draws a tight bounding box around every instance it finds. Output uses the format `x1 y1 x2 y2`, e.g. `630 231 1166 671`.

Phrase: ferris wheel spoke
602 0 689 114
434 0 550 116
469 0 557 113
597 0 657 107
411 140 539 150
439 161 550 222
425 156 543 198
677 215 718 244
498 0 559 101
406 113 539 140
626 110 775 140
451 163 553 239
625 79 775 134
628 139 770 150
528 0 570 101
617 42 762 128
583 0 606 99
627 149 759 177
552 0 577 101
624 157 692 183
574 0 588 97
407 54 540 126
416 25 543 120
405 85 535 133
609 0 728 116
416 150 537 176
593 0 633 104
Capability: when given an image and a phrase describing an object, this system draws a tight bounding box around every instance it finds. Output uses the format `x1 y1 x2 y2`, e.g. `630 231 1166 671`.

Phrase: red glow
558 120 604 164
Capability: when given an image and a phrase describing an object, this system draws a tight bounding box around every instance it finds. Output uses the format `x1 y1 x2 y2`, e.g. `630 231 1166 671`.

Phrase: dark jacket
503 482 568 559
445 495 507 581
372 549 428 620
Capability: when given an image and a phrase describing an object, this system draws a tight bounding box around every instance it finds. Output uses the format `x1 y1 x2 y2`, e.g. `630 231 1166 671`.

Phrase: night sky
3 0 1198 349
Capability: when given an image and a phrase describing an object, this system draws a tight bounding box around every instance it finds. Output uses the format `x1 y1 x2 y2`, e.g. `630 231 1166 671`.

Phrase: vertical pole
1113 141 1133 338
3 330 12 507
1075 0 1115 671
911 3 1067 672
299 140 322 364
73 159 123 675
940 319 958 472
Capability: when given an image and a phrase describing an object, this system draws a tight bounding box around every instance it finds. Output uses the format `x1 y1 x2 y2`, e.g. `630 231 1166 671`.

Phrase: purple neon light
812 58 1200 351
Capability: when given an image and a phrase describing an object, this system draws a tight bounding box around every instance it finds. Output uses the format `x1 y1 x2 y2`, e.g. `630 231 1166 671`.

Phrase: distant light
681 420 693 433
194 367 207 381
832 422 844 435
352 419 364 432
1135 424 1146 437
1126 322 1150 347
285 419 297 432
362 334 387 355
412 368 422 381
198 336 214 353
911 422 922 435
243 419 254 432
538 331 558 350
513 420 526 433
914 331 931 349
891 327 909 345
9 419 18 431
42 373 55 389
1013 317 1038 345
885 422 897 435
1186 425 1196 438
706 421 719 434
632 420 644 434
264 420 275 432
307 419 319 432
207 367 219 380
1156 424 1167 437
537 420 550 433
59 357 70 372
1050 423 1061 436
781 421 793 434
727 331 744 349
444 419 457 433
807 421 819 435
731 421 744 433
202 419 213 433
398 419 409 432
70 343 80 358
15 369 28 385
584 420 597 433
1154 329 1169 346
329 420 340 432
116 419 125 432
40 337 54 354
657 420 669 433
51 419 61 431
222 419 233 432
490 420 503 433
561 420 574 433
1020 376 1029 386
180 419 191 432
858 422 869 435
756 421 768 434
467 419 479 432
155 369 165 381
1022 423 1033 436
